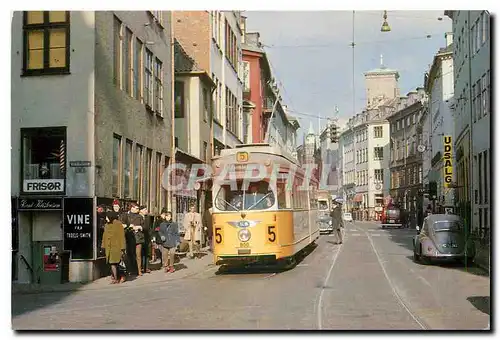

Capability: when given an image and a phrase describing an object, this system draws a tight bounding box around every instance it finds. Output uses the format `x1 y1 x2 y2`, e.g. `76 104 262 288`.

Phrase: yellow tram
211 143 319 267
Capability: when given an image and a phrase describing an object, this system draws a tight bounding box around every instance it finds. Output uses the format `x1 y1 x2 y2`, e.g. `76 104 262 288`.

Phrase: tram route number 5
215 227 223 244
268 226 276 242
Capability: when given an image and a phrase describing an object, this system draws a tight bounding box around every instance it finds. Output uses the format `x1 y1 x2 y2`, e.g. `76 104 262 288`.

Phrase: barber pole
60 140 66 174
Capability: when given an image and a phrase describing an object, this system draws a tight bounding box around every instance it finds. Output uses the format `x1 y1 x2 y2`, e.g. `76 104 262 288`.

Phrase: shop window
23 11 70 76
21 127 66 194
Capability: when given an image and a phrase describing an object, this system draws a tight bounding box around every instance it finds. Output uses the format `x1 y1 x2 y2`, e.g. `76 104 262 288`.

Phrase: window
123 28 132 95
397 120 400 130
143 148 152 206
134 144 143 199
149 11 164 27
112 135 122 196
144 48 153 108
203 142 208 162
418 165 422 184
375 169 383 182
374 126 383 138
161 157 168 209
174 81 185 118
23 11 70 75
481 74 488 117
113 16 122 86
124 139 132 198
154 58 163 114
374 147 383 160
21 127 66 194
476 80 481 121
203 87 209 122
225 20 238 69
134 39 142 100
151 151 158 211
484 150 488 204
156 152 162 209
482 11 489 44
478 152 482 204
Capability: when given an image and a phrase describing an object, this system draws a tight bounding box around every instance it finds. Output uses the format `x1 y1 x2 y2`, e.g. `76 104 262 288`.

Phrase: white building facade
210 11 244 150
424 33 455 209
446 10 490 240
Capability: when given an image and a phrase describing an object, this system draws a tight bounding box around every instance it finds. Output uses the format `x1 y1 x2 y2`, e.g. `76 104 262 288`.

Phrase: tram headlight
238 228 251 242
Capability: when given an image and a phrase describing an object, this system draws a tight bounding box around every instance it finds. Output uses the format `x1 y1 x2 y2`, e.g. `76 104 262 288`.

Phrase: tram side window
277 182 289 209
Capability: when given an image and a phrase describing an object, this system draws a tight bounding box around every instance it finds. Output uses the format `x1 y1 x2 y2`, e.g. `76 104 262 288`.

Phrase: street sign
70 161 91 167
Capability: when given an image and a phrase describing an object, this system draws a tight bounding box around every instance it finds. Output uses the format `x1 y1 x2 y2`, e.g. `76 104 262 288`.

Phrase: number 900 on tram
210 144 319 268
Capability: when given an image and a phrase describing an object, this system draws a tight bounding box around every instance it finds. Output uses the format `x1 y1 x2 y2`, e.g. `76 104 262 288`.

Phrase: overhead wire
261 33 442 49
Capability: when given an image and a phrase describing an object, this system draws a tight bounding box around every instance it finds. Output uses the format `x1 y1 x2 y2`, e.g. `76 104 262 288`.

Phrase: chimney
445 32 453 47
240 15 247 44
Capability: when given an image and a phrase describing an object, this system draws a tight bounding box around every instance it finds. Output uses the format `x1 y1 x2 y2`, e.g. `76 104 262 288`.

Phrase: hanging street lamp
381 10 391 32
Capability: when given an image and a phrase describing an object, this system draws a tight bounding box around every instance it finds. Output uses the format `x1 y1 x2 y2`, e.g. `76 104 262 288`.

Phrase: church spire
308 121 315 135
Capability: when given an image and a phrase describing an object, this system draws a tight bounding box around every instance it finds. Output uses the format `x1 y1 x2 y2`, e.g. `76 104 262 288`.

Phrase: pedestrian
139 206 152 274
157 211 180 273
122 202 144 276
101 210 126 284
330 199 344 244
203 204 213 252
183 204 203 259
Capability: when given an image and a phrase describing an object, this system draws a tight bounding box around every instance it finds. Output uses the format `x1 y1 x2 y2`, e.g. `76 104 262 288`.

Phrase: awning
353 194 363 203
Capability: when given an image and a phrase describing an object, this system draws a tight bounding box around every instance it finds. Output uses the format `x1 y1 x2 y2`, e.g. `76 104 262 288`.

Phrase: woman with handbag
101 211 126 284
131 206 147 276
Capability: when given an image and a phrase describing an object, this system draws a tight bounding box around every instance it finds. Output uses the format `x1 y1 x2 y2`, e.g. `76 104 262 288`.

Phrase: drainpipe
170 12 176 215
467 11 474 236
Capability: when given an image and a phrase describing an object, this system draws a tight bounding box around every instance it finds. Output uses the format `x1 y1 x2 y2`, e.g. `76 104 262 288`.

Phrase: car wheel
381 225 385 229
413 250 420 263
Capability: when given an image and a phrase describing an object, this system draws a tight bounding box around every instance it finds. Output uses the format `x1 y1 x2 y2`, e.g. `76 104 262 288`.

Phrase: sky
243 10 452 139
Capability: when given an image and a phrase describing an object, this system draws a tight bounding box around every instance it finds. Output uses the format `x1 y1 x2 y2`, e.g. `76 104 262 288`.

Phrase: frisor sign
63 198 94 260
23 179 65 193
18 198 62 211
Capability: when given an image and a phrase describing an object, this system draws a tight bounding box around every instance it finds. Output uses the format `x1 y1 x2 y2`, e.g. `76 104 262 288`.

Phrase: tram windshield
215 180 276 211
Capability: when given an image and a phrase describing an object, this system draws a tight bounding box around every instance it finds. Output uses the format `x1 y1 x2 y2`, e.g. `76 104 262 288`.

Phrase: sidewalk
12 248 214 295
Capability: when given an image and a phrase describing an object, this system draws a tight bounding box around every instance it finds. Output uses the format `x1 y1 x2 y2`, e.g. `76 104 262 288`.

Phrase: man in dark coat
139 206 152 274
121 202 142 275
157 211 180 273
330 199 344 244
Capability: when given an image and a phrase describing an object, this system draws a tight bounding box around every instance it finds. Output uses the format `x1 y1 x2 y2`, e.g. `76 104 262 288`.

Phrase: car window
433 220 463 232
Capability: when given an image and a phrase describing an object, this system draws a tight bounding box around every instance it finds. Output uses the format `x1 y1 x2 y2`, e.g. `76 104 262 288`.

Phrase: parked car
413 214 475 264
381 205 403 228
343 212 352 222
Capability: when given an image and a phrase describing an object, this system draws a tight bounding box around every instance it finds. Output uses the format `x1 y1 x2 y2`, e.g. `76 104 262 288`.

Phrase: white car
343 212 353 222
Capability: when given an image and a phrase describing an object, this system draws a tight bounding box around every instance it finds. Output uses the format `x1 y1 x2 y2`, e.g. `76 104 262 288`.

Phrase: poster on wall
63 198 94 260
43 245 59 271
